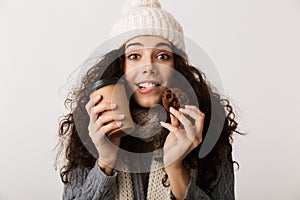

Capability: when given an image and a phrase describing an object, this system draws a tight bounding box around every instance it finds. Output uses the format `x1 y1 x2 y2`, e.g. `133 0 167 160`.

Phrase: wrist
165 162 184 174
97 160 114 176
165 163 190 200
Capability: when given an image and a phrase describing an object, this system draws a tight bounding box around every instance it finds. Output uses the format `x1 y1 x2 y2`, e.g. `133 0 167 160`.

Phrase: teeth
138 82 157 88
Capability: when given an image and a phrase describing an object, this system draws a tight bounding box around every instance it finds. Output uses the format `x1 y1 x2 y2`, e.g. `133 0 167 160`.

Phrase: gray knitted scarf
114 104 197 200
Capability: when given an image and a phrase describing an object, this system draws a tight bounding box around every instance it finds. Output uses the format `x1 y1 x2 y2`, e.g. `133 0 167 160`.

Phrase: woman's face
124 36 174 108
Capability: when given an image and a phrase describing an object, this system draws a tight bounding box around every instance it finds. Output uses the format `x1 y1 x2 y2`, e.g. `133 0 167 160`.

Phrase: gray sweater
62 158 234 200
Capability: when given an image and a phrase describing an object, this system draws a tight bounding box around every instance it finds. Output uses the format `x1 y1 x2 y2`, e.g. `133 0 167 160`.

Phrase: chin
134 98 161 108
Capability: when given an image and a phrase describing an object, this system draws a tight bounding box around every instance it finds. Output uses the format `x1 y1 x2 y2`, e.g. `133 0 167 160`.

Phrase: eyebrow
125 42 172 50
156 42 172 49
125 42 143 49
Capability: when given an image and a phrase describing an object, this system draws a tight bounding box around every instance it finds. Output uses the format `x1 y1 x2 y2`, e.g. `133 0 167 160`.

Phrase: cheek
124 60 138 74
124 71 137 91
165 70 173 78
124 63 131 81
164 71 175 88
161 67 174 82
123 63 129 74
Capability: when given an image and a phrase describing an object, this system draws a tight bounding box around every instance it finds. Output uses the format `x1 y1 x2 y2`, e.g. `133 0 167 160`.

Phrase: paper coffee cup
89 77 135 138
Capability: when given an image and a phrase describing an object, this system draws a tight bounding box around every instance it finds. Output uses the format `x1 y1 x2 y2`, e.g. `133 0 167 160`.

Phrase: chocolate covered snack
161 88 190 112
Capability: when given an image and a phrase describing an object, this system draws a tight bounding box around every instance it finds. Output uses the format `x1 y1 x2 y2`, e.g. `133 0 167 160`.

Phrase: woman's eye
128 54 140 60
157 54 170 60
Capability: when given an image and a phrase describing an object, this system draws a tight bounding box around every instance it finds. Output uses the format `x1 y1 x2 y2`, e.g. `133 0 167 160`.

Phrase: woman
56 0 242 199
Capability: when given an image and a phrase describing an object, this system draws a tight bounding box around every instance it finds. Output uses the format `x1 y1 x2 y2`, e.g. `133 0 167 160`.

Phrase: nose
141 52 157 75
142 64 157 75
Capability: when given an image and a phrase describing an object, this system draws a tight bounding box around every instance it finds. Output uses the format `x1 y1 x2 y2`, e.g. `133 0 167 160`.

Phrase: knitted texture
109 0 185 52
115 160 199 200
145 161 169 200
122 0 162 13
115 161 170 200
115 105 169 199
114 106 197 200
62 137 234 199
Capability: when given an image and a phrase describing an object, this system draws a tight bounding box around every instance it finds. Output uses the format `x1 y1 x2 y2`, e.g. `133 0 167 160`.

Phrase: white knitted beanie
109 0 185 52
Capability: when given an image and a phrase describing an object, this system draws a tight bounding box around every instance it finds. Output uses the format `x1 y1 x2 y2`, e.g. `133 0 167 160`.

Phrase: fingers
179 105 205 137
86 95 124 138
169 107 195 138
90 102 117 123
85 95 102 115
184 105 202 115
99 121 123 136
85 95 122 169
161 106 205 165
170 114 179 127
85 95 116 122
95 114 125 129
168 106 205 144
85 95 117 119
90 120 123 144
160 121 179 133
160 121 187 145
179 105 204 120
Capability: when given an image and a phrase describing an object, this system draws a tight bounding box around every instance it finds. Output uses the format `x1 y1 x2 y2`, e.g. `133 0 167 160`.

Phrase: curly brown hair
55 45 242 193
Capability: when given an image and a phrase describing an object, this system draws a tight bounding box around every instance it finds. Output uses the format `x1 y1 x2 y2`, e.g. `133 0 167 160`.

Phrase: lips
136 80 161 94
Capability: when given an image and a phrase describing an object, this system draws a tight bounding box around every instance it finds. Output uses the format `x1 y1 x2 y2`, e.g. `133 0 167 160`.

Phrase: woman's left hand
161 105 205 169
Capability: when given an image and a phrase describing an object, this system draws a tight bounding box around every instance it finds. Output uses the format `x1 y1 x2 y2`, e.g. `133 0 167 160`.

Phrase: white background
1 0 299 199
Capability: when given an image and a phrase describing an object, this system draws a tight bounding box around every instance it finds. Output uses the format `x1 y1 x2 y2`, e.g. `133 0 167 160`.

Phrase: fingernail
93 95 100 103
116 122 122 127
111 104 117 109
160 121 165 126
117 114 125 119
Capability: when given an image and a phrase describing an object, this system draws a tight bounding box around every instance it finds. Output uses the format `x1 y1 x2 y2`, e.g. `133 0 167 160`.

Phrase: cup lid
89 77 124 95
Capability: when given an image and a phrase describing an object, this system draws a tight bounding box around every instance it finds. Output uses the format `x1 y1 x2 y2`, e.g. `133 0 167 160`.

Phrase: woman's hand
161 105 205 169
85 95 124 175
